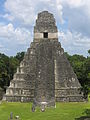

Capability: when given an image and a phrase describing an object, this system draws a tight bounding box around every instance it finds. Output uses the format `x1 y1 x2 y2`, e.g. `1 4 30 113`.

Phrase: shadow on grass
75 109 90 120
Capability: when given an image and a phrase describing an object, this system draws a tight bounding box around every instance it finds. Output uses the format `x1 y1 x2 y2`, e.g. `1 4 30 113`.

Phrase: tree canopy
0 51 89 95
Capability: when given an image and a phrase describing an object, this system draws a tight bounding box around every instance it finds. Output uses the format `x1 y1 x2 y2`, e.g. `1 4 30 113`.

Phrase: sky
0 0 90 57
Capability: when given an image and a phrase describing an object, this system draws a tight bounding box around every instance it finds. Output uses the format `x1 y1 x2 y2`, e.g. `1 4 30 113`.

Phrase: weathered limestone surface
4 11 84 105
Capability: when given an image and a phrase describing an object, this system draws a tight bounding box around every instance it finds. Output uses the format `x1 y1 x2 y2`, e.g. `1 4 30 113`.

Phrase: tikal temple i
4 11 85 107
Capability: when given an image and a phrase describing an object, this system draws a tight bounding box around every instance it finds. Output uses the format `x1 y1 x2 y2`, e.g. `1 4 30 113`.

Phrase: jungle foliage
0 51 90 94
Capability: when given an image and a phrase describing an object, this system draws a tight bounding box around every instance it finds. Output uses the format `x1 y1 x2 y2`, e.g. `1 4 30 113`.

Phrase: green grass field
0 97 90 120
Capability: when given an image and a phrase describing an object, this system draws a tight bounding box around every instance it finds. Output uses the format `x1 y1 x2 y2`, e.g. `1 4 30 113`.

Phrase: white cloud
4 0 90 35
0 23 31 44
4 0 36 25
0 0 90 56
62 0 90 19
0 44 4 49
0 23 32 56
61 0 84 8
60 0 90 38
3 14 14 21
59 30 90 56
56 0 64 23
0 43 9 54
4 0 64 26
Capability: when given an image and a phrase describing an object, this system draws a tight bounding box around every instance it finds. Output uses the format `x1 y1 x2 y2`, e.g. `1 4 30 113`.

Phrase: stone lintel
34 32 58 39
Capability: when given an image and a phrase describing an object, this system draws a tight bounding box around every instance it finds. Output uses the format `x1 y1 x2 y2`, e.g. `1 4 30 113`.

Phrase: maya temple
4 11 84 107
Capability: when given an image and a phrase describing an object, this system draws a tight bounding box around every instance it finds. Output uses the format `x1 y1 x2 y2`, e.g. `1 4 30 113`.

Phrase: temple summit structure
4 11 84 107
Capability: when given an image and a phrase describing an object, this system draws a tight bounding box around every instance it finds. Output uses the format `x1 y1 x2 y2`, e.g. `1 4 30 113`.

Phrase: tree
0 53 10 90
0 51 89 95
88 49 90 55
9 56 19 79
66 53 90 94
0 52 25 91
15 52 25 63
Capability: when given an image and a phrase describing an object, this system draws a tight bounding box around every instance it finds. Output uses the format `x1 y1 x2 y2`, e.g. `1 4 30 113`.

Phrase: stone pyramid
4 11 84 106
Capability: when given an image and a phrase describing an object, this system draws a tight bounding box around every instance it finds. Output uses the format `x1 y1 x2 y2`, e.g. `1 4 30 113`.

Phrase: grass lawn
0 97 90 120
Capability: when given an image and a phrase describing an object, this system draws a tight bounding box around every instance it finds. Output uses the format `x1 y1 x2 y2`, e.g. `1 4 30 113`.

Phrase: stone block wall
4 11 85 105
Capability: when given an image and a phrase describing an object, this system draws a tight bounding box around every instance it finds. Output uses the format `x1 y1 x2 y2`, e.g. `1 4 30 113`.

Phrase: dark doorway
43 32 48 38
